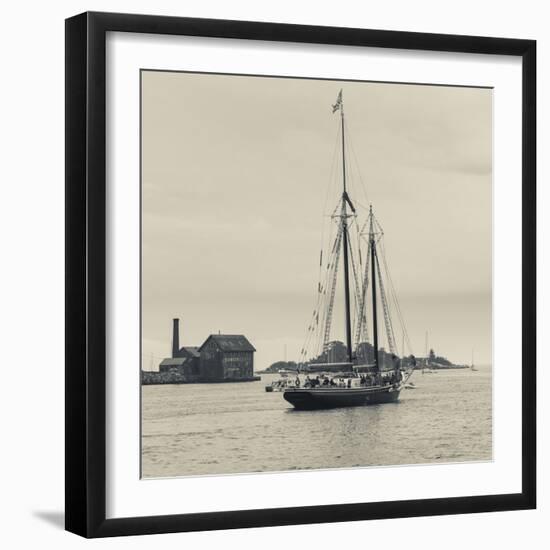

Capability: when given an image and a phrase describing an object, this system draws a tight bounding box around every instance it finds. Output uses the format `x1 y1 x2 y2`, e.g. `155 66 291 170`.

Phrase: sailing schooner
283 90 415 410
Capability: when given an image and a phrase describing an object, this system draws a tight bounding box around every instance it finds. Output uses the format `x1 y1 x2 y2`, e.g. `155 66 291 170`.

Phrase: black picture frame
65 11 536 538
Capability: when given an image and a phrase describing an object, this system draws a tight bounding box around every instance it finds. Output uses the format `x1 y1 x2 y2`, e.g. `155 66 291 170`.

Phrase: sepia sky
141 71 492 370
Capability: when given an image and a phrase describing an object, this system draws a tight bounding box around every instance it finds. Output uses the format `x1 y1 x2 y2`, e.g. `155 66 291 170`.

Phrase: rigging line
322 224 344 352
316 234 340 357
379 239 414 356
353 198 375 216
301 124 345 363
374 247 397 354
379 240 410 353
355 247 370 349
301 281 322 362
348 240 359 341
354 244 367 350
378 240 405 349
347 235 363 341
301 300 320 360
344 120 369 212
352 219 363 344
344 118 370 209
319 123 342 259
355 220 368 340
355 219 369 345
303 256 333 361
355 215 363 264
314 274 330 359
330 197 343 219
302 125 342 361
307 154 342 362
320 226 343 354
309 229 337 359
301 240 334 362
302 206 341 362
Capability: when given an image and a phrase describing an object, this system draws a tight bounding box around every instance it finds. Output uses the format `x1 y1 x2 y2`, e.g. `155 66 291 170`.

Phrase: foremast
368 205 380 375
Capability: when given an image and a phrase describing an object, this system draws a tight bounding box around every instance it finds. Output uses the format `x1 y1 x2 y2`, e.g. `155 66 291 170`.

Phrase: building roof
178 346 200 358
159 357 190 367
199 334 256 352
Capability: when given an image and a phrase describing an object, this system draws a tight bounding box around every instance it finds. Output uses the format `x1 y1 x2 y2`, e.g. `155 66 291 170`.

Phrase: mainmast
369 206 380 374
335 90 354 365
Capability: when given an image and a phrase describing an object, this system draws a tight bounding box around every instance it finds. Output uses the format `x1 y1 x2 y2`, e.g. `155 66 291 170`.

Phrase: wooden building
146 320 257 385
159 356 199 376
173 346 200 374
199 334 256 381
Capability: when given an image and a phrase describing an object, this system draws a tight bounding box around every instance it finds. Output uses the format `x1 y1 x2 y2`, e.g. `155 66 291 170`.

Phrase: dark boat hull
283 385 401 410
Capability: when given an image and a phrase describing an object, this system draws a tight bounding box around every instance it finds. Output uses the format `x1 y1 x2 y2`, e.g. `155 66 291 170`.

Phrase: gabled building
199 334 256 381
159 357 188 372
143 319 258 385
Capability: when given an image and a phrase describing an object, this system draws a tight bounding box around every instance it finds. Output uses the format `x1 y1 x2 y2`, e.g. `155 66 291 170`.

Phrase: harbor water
141 365 492 478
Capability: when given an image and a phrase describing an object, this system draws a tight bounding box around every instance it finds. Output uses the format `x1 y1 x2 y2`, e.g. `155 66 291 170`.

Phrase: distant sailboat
470 348 478 371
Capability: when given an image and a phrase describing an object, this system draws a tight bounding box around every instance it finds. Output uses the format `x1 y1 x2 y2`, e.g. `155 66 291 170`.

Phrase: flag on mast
332 89 343 113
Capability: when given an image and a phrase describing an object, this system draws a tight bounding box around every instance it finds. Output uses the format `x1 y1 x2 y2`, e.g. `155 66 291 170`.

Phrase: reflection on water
141 366 492 478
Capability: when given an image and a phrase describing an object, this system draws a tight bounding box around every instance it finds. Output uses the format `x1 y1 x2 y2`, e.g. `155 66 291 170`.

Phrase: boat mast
339 91 354 365
369 206 380 374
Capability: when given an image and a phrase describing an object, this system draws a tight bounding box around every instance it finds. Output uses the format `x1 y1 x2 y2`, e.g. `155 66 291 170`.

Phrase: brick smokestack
172 318 180 358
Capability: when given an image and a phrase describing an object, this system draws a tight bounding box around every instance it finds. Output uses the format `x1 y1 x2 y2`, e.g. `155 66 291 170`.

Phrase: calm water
141 366 492 478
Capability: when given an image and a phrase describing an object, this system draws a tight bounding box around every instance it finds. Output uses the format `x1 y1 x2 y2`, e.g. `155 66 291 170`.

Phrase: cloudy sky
141 71 492 370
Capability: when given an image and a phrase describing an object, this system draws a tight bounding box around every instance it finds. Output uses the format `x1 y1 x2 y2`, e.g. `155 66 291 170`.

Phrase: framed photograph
65 11 536 537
